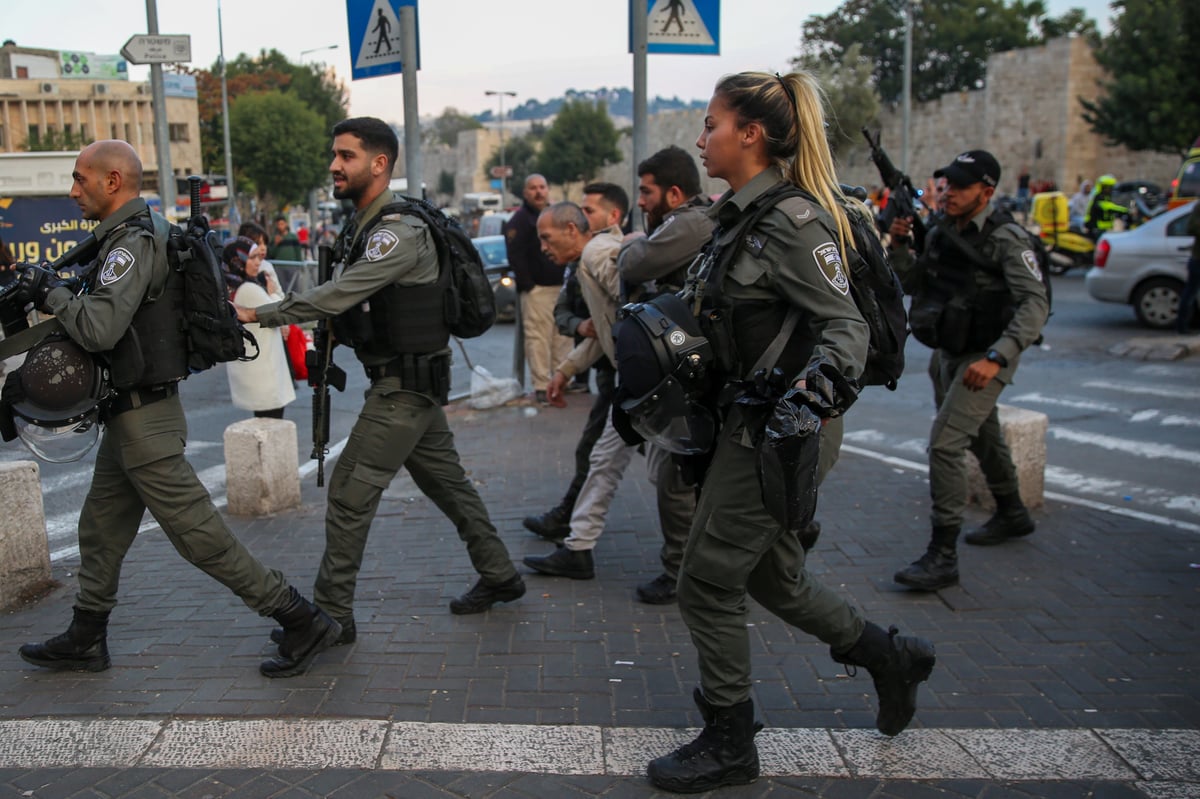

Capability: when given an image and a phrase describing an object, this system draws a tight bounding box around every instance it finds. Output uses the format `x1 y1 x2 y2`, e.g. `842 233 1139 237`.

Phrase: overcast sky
6 0 1114 124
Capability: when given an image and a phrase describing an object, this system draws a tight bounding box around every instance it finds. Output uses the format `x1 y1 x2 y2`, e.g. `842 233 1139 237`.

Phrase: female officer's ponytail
713 71 854 258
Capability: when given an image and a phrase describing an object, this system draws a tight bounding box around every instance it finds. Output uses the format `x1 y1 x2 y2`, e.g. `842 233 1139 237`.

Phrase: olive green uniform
44 198 291 615
256 190 518 621
679 169 870 707
891 204 1049 528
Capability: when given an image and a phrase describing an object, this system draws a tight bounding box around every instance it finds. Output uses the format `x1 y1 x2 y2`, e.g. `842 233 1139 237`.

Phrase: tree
23 127 92 152
437 170 456 198
429 108 483 147
536 101 622 185
483 132 542 201
1080 0 1200 156
229 91 328 210
811 43 880 157
186 48 348 175
795 0 1096 103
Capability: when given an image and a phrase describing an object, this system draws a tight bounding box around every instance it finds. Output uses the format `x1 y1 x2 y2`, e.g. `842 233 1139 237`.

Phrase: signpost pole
399 4 422 199
631 0 648 233
144 0 176 214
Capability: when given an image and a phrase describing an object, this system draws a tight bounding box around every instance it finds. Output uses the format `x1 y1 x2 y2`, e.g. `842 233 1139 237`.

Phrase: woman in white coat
222 237 296 418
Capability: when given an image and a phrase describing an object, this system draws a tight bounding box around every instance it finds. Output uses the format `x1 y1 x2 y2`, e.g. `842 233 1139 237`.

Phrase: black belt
363 354 450 405
107 383 179 418
364 360 408 382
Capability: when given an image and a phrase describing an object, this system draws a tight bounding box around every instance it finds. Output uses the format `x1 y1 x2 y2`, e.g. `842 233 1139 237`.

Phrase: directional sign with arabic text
120 35 191 65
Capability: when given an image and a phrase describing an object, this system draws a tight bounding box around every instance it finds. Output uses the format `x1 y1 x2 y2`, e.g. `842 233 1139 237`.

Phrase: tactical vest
911 221 1014 355
330 210 450 359
94 214 190 389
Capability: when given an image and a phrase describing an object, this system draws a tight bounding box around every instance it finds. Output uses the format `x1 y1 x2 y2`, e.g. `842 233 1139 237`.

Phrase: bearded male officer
238 117 525 631
14 140 340 678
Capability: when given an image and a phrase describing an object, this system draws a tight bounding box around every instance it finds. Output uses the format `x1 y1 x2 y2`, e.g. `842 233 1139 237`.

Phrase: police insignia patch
99 247 135 286
1021 249 1042 281
365 229 400 261
812 242 850 295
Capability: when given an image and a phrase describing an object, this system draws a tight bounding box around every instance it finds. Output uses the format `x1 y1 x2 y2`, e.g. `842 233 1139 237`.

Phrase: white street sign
120 35 192 65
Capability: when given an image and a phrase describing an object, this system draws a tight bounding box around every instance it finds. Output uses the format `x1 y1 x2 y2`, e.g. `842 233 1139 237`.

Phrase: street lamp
300 44 339 61
218 0 238 230
486 90 517 204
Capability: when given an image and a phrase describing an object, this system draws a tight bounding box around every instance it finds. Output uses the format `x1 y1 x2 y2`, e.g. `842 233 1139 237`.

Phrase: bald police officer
888 150 1050 592
237 118 525 630
15 140 340 678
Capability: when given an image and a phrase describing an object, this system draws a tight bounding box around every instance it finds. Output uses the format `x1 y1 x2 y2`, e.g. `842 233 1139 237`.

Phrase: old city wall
425 37 1179 208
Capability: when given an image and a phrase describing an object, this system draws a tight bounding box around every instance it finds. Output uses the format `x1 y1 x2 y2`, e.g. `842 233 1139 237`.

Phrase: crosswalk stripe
1082 380 1200 400
1047 427 1200 465
0 718 1194 786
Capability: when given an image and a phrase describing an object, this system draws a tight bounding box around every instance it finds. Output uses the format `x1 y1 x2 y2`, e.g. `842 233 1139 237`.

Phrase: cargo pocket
684 511 773 591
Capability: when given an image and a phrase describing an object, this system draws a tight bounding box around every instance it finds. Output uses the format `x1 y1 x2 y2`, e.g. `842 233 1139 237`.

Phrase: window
16 66 28 79
27 124 39 146
0 126 5 148
168 123 189 142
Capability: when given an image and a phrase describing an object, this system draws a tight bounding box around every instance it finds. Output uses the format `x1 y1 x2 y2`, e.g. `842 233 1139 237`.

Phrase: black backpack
355 197 497 339
153 214 257 372
707 185 908 390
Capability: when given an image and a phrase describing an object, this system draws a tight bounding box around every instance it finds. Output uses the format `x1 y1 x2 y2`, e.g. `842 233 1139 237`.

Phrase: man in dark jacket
504 174 571 404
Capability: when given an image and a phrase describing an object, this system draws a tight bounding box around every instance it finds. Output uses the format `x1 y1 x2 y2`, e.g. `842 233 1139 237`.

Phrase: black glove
733 367 790 446
783 357 861 420
14 264 72 313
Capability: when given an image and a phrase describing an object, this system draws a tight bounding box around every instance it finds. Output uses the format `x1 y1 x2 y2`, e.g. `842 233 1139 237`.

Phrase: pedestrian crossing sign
347 0 419 81
643 0 719 55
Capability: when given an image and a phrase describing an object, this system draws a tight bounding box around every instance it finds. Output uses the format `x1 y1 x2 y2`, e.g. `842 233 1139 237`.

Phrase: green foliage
229 91 328 208
23 127 92 152
1081 0 1200 156
536 100 622 185
483 133 541 200
811 43 880 156
430 108 483 147
437 169 456 197
796 0 1096 103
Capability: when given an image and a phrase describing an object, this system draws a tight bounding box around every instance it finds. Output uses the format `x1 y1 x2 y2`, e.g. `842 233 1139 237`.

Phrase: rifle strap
0 318 66 360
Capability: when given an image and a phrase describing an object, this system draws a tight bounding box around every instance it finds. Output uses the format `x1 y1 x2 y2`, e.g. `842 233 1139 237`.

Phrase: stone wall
416 37 1180 208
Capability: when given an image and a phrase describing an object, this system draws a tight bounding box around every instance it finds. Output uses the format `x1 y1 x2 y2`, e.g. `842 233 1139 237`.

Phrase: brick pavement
0 394 1196 798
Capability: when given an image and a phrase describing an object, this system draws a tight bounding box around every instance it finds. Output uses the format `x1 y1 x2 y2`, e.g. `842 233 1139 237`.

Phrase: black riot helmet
614 293 716 455
3 335 109 462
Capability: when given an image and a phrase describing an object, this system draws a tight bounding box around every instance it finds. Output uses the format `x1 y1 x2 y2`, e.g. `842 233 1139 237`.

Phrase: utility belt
105 382 179 419
363 352 451 405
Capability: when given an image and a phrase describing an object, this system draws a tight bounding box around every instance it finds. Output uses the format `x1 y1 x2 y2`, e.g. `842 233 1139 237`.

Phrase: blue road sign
632 0 720 55
347 0 419 81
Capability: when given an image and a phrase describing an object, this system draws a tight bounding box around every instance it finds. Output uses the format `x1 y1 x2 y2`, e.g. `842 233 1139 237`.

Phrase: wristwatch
985 350 1008 368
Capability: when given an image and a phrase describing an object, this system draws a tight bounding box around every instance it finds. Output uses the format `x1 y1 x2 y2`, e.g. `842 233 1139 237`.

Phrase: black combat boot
271 615 356 647
449 574 527 614
260 587 341 678
647 688 763 793
19 607 111 672
893 525 960 591
522 503 572 541
831 622 936 736
964 492 1035 545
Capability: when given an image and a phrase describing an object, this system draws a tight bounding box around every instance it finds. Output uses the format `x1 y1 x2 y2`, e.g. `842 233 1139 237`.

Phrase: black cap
934 150 1001 188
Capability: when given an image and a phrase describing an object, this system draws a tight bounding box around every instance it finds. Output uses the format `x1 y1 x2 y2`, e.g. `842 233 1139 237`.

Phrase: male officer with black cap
887 150 1049 591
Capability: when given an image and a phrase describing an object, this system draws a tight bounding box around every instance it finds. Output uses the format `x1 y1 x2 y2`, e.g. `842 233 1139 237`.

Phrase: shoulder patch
775 195 818 228
812 242 850 295
1021 249 1043 281
99 247 136 286
364 229 400 262
646 214 676 240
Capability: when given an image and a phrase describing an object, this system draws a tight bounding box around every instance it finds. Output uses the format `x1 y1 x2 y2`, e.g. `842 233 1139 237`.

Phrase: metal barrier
266 260 318 294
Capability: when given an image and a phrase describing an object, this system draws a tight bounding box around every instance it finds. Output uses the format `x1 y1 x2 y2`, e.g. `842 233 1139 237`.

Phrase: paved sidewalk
0 395 1197 798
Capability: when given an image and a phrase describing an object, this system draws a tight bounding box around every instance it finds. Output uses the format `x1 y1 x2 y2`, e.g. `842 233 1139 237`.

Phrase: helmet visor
16 411 101 463
622 375 715 455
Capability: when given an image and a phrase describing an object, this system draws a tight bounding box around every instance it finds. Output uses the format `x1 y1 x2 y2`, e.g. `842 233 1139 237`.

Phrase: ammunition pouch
364 351 452 405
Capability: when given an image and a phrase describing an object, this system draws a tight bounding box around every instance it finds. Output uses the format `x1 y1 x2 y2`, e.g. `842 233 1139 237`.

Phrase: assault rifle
306 244 346 486
862 127 927 253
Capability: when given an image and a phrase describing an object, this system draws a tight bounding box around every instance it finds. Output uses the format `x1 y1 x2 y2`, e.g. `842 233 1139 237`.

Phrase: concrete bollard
0 461 52 610
967 404 1048 511
223 418 302 516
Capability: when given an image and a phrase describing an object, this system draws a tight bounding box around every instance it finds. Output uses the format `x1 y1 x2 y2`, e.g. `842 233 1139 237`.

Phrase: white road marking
0 718 1194 786
1047 427 1200 466
1082 380 1200 401
1008 392 1121 413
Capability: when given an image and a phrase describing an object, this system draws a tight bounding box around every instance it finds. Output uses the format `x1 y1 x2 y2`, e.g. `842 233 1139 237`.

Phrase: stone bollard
0 461 52 609
224 418 302 516
967 404 1048 511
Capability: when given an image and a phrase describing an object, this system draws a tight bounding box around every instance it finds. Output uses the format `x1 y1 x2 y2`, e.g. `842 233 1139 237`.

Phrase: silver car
1085 201 1196 329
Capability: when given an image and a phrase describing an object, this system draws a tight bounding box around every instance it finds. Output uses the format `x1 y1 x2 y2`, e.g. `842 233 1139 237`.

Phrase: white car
1085 201 1196 329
